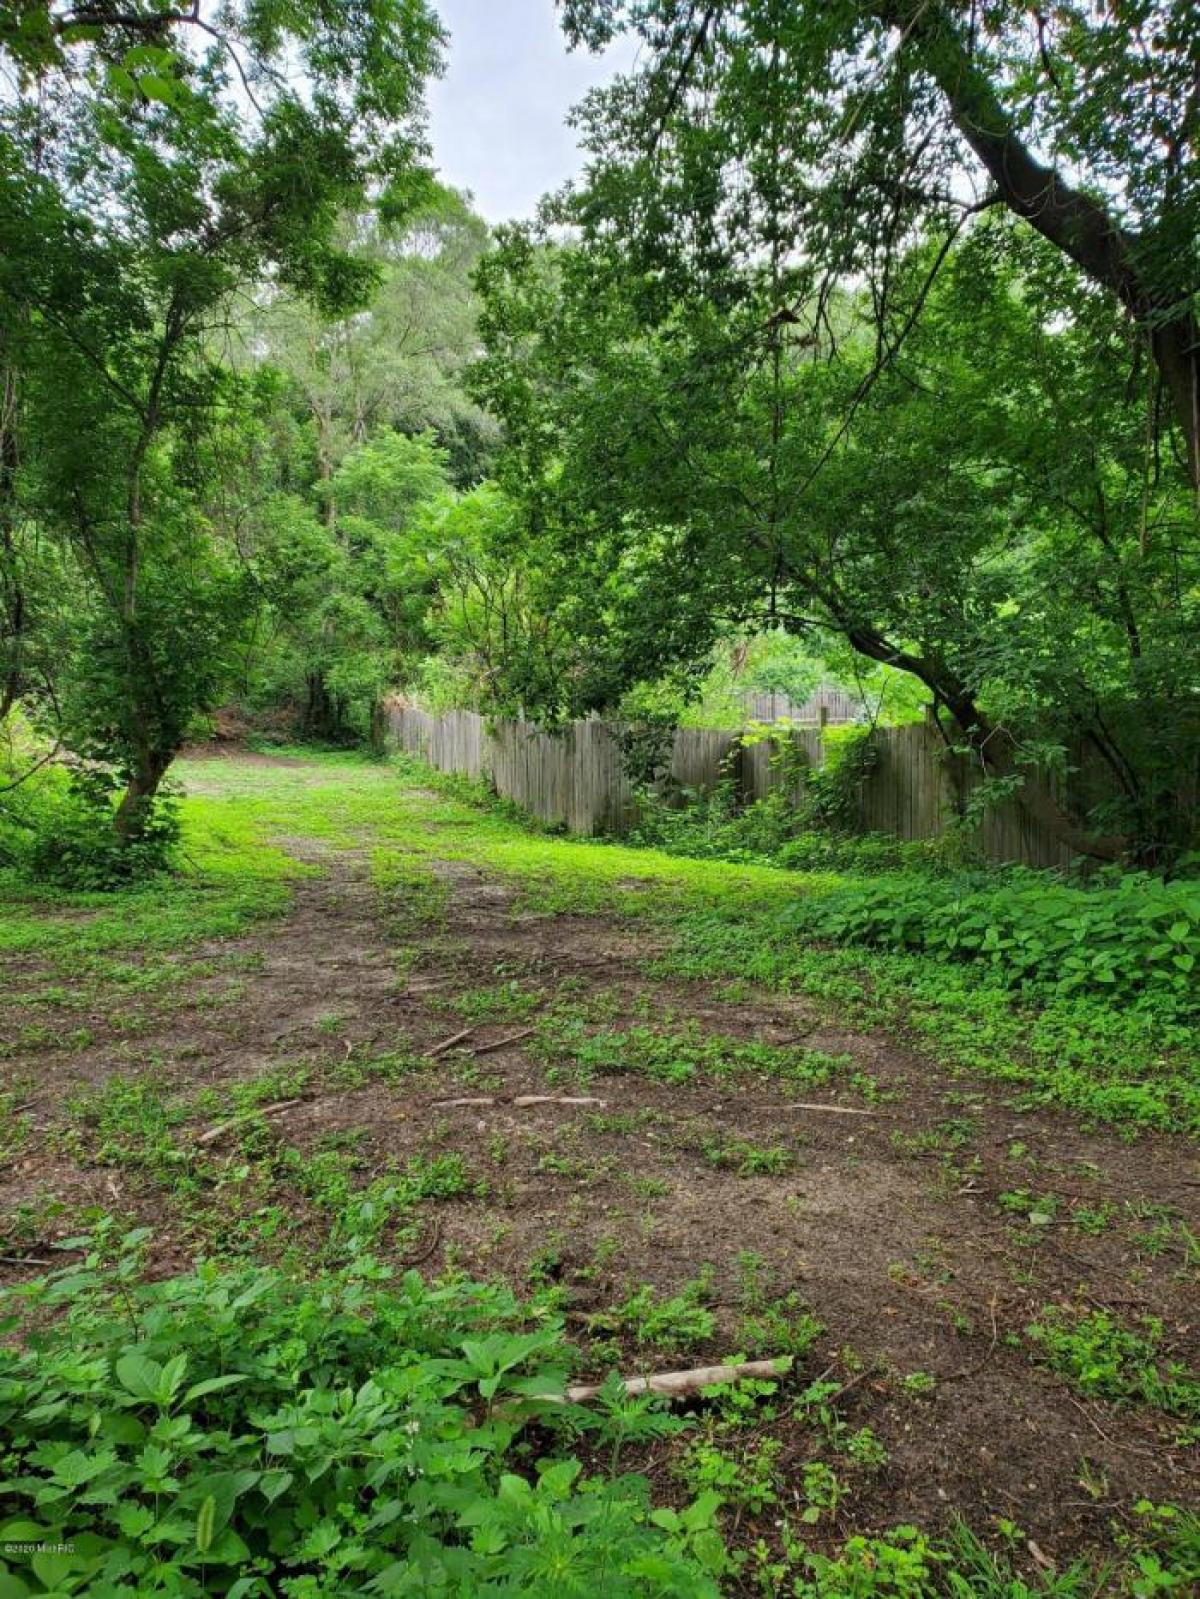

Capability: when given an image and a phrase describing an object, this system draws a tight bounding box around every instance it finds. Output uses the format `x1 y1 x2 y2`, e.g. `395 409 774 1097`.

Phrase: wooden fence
385 700 1096 867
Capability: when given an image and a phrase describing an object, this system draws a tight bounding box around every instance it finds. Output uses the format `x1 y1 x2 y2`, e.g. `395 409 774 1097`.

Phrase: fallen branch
424 1027 476 1059
400 1217 443 1267
431 1094 607 1110
779 1101 879 1117
196 1099 302 1147
512 1095 605 1109
562 1356 791 1405
471 1027 535 1057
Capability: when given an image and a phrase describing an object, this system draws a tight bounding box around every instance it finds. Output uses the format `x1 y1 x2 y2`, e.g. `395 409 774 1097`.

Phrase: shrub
782 869 1200 1014
0 761 178 890
0 1235 726 1597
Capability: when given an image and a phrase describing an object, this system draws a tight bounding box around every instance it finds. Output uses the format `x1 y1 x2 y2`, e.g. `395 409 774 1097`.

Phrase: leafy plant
0 1237 727 1596
1025 1308 1200 1421
782 870 1200 1015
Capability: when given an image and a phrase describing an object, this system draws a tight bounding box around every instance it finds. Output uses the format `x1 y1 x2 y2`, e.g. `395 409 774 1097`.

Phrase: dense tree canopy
0 0 1196 869
560 0 1200 484
460 0 1199 859
0 0 444 834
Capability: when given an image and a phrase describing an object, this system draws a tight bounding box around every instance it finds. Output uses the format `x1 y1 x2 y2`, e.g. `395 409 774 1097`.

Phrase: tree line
1 0 1197 871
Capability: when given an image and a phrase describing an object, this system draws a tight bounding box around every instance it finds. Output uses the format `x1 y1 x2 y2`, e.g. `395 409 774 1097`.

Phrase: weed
1025 1307 1200 1420
592 1274 717 1353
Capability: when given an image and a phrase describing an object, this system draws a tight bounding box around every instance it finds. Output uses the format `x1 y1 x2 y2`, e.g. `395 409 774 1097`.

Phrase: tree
559 0 1200 488
245 431 452 742
0 0 443 841
472 214 1198 858
250 189 499 503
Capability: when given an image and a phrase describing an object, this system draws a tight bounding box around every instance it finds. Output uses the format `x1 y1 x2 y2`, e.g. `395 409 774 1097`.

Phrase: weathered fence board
385 699 1106 866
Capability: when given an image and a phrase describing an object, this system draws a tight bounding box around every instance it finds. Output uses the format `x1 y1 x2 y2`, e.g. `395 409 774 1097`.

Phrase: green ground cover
1 750 1196 1597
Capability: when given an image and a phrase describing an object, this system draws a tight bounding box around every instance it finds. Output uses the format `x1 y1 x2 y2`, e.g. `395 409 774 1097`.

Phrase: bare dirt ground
2 760 1197 1576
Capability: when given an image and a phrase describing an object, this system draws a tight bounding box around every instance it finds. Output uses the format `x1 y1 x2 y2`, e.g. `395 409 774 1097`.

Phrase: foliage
246 188 497 492
0 0 443 843
0 732 180 889
1024 1308 1200 1421
796 729 879 832
782 869 1200 1014
0 1236 726 1597
5 749 1200 1591
470 6 1200 862
242 432 453 741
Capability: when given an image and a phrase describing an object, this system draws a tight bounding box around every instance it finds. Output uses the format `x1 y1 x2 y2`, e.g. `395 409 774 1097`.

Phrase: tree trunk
113 747 171 842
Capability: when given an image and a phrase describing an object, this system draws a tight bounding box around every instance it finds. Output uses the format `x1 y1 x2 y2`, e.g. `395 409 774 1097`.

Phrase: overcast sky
427 0 640 224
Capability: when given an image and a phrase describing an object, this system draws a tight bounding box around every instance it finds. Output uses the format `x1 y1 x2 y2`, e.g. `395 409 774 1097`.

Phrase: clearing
2 749 1197 1585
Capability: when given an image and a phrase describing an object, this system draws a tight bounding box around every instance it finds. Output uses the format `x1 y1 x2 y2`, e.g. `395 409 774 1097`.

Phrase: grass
8 748 1187 1135
154 750 1200 1135
3 747 1198 1594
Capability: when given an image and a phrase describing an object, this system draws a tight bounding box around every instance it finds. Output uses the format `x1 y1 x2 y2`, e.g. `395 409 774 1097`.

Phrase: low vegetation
2 753 1197 1595
2 0 1198 1590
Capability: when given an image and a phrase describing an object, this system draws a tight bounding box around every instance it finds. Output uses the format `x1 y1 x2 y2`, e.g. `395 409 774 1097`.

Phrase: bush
0 762 178 890
627 782 799 864
0 1235 726 1597
783 868 1200 1013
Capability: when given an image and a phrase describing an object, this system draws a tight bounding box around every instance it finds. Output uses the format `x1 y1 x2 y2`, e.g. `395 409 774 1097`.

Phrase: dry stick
778 1101 880 1118
560 1357 792 1406
471 1027 535 1057
512 1095 605 1109
423 1027 476 1059
432 1094 607 1110
400 1217 443 1268
196 1099 302 1147
816 1364 879 1407
1065 1395 1165 1462
0 1254 51 1267
946 1290 999 1382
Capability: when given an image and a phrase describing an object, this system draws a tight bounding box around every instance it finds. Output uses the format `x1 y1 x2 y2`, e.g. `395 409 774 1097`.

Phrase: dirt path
2 768 1197 1574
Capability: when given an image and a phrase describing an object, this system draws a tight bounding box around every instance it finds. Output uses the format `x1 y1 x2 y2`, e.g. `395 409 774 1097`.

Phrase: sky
426 0 640 224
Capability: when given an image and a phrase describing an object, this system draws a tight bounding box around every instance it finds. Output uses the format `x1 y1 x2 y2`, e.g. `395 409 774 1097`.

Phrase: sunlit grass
4 749 1194 1135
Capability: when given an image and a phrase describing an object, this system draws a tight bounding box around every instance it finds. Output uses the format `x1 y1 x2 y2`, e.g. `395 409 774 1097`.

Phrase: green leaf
195 1496 216 1555
115 1353 163 1403
182 1373 249 1406
138 74 179 105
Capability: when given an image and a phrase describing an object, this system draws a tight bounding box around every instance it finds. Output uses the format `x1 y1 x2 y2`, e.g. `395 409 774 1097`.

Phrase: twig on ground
947 1290 999 1382
512 1095 605 1108
471 1027 535 1057
1065 1395 1165 1461
431 1094 607 1110
424 1027 476 1059
196 1099 302 1147
818 1365 879 1406
778 1101 880 1117
400 1217 443 1267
